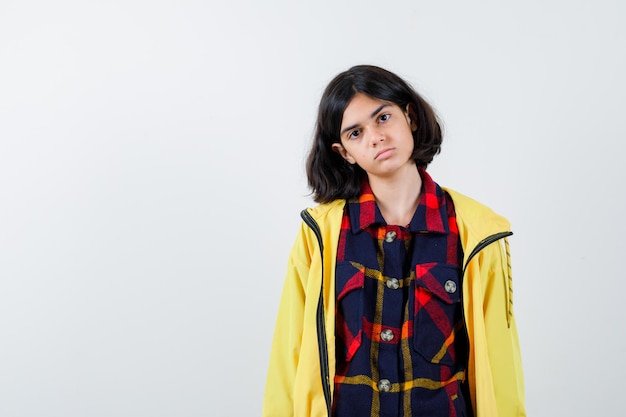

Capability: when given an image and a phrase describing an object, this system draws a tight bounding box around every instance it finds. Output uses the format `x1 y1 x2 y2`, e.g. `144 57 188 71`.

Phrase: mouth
375 148 394 160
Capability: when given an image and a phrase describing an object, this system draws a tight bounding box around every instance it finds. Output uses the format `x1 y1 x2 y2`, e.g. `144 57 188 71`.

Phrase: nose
366 126 384 146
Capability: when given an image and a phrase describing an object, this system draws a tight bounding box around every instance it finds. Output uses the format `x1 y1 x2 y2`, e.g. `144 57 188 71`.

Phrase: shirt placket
373 224 411 415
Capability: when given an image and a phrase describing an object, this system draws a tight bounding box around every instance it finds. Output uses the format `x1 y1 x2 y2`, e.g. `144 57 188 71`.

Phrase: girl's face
332 93 417 181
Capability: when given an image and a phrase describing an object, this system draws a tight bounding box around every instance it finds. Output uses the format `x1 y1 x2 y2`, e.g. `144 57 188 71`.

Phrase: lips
375 148 394 160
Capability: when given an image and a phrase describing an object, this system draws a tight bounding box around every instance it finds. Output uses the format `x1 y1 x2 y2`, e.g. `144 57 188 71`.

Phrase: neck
368 164 422 226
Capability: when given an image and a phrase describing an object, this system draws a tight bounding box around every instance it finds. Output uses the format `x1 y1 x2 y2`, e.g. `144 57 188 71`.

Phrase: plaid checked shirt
333 168 472 417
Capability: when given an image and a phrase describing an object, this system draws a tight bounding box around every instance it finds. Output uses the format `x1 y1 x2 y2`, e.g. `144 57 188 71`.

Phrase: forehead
341 93 398 126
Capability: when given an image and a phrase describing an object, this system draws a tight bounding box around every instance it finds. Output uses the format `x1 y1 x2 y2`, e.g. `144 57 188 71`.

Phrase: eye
348 129 361 140
378 113 391 123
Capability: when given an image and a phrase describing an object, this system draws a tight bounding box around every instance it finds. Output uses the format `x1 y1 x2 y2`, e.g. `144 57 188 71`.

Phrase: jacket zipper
300 209 332 416
462 231 513 274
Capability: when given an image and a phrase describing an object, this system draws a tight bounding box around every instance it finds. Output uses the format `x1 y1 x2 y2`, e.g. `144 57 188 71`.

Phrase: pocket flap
415 262 461 304
336 261 365 301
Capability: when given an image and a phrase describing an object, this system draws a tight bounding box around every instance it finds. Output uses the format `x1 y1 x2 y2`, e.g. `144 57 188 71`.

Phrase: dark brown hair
306 65 443 203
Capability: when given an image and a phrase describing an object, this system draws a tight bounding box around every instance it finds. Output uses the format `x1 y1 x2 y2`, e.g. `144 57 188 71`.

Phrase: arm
262 226 311 417
480 237 526 416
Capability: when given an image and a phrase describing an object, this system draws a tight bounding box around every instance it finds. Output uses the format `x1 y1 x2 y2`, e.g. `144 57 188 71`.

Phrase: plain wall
1 1 624 415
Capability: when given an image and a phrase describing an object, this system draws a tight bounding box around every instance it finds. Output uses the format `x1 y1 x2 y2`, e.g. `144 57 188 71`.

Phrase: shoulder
443 187 511 237
301 199 346 224
290 200 346 260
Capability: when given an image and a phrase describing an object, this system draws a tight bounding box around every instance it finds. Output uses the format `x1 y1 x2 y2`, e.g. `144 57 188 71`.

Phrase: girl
262 65 525 417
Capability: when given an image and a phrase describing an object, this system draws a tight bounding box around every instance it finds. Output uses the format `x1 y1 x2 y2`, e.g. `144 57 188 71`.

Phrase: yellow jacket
263 189 525 416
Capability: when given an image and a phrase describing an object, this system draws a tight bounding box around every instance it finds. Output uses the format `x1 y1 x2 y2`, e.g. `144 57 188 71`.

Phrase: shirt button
386 278 400 289
384 231 397 243
444 280 457 294
378 379 391 392
380 329 394 342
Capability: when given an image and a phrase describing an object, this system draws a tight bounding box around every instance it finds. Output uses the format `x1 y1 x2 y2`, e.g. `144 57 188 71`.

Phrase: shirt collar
347 167 449 234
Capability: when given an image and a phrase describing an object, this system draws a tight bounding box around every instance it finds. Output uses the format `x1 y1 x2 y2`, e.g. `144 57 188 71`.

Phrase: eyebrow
340 104 390 135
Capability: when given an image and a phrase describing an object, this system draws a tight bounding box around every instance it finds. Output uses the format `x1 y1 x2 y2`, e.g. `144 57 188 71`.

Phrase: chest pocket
412 262 464 366
335 261 365 362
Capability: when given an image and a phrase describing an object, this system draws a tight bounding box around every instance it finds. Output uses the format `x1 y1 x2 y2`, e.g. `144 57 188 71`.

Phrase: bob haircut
306 65 443 204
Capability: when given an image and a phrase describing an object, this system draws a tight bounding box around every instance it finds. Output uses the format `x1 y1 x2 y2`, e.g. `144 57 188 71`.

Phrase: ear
405 103 418 132
331 143 356 164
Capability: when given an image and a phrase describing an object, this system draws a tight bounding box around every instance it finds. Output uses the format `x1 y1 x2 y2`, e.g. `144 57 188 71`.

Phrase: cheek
344 152 357 163
406 131 417 149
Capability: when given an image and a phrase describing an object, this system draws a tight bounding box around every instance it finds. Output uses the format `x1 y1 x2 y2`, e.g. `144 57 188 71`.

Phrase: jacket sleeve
262 224 311 417
480 237 526 416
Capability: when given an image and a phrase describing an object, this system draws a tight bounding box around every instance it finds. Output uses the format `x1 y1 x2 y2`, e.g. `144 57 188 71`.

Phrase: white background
1 1 624 415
